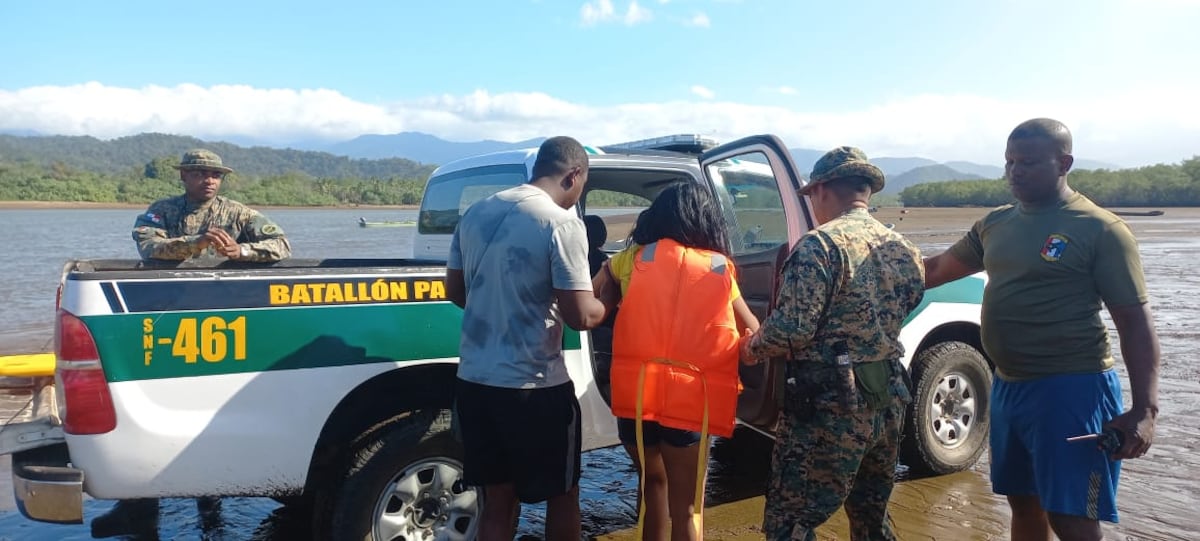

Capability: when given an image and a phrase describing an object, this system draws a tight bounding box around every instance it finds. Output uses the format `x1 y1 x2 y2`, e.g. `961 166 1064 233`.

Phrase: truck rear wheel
901 341 991 475
321 409 481 541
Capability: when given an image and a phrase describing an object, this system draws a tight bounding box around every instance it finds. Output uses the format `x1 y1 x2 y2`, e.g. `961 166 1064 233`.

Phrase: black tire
317 409 481 541
901 341 991 475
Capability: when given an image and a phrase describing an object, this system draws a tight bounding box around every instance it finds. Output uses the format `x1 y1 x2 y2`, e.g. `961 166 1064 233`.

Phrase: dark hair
531 136 589 179
826 175 873 198
1009 118 1073 155
630 182 731 254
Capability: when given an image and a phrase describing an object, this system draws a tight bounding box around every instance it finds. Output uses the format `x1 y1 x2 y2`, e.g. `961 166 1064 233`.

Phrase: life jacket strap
634 356 708 537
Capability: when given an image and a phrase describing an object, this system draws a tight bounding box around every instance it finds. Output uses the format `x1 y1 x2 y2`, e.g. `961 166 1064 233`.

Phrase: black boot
90 498 159 538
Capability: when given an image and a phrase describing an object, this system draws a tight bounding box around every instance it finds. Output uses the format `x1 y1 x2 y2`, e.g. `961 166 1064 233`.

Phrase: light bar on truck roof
604 134 721 154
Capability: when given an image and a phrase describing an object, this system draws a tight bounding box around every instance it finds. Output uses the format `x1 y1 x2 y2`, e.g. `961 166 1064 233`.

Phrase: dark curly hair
630 182 731 255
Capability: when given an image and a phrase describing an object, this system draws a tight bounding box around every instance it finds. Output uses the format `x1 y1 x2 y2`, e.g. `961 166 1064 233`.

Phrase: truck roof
600 133 719 154
428 134 715 178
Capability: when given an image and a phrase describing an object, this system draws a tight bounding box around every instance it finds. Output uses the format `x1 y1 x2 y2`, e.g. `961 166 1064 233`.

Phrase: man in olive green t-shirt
924 118 1160 541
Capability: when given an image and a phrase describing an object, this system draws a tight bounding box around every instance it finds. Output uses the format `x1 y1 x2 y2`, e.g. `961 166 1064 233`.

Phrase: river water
0 207 1197 540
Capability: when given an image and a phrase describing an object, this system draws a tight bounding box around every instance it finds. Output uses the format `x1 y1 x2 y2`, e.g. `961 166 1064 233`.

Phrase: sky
1 0 1198 167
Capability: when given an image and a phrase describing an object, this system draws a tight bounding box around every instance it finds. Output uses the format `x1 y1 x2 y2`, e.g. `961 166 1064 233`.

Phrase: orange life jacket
611 238 741 438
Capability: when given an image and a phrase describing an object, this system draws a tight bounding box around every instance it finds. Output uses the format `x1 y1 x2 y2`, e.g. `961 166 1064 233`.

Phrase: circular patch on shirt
261 224 280 235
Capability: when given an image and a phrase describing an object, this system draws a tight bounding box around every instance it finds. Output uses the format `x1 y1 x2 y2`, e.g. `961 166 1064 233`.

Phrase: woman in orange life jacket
592 182 759 541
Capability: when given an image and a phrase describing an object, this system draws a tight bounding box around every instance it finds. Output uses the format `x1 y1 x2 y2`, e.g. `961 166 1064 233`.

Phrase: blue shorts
617 417 702 448
990 370 1123 522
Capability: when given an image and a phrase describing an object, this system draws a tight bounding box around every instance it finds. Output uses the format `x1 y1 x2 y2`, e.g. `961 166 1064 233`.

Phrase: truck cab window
418 164 528 234
706 152 787 256
582 189 652 253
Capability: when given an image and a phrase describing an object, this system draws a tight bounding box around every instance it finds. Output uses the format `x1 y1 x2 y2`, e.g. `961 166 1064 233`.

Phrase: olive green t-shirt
948 192 1147 380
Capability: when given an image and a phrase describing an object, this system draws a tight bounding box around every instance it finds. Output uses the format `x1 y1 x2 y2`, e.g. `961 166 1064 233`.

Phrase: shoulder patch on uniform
261 224 280 235
144 212 163 225
1040 234 1069 262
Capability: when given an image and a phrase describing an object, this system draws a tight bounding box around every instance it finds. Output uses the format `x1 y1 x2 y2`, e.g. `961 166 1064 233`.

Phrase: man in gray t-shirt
450 181 593 388
446 136 607 541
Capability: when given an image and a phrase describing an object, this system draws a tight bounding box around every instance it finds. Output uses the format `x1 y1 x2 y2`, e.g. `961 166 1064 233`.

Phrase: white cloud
774 86 797 95
624 1 653 24
2 83 1197 167
580 0 615 25
690 85 715 99
685 12 710 27
581 0 651 26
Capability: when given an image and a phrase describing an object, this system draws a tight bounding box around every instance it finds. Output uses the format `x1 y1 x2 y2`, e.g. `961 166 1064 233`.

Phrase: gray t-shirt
447 184 593 388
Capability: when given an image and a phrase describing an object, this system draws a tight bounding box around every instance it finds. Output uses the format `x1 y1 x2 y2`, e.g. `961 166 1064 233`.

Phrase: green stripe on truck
85 303 584 382
904 275 985 325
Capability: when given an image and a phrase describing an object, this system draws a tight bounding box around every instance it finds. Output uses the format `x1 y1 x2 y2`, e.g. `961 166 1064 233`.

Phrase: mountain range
307 132 1120 183
1 130 1122 188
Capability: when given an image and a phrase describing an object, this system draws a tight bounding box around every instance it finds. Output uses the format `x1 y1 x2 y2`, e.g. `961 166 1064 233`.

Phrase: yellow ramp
0 353 55 377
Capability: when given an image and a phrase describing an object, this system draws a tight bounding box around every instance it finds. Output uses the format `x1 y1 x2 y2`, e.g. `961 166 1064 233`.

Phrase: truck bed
66 258 448 278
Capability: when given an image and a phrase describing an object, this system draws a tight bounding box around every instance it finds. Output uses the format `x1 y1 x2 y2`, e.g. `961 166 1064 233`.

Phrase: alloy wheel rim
371 457 479 541
926 370 977 449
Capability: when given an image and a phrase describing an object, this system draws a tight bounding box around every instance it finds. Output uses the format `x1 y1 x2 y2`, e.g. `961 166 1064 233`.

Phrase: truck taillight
56 309 116 435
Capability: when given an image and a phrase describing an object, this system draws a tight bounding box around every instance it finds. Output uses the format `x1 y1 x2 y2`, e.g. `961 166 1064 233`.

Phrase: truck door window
706 152 787 256
418 164 528 234
583 189 652 252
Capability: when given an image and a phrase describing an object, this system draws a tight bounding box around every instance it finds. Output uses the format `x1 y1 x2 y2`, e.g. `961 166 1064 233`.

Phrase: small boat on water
1113 210 1165 217
358 217 417 228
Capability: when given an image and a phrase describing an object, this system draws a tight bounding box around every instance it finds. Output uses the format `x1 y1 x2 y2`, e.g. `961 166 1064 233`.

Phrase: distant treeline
0 133 658 207
0 160 431 206
0 132 442 206
0 157 652 207
901 157 1200 207
8 133 1194 208
0 133 436 178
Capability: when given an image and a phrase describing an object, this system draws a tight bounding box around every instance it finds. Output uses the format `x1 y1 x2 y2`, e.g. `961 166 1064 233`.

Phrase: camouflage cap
173 149 233 174
805 146 884 194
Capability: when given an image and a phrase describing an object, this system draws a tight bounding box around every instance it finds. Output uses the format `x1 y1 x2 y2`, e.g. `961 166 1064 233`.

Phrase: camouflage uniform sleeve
132 203 202 260
747 233 838 361
907 240 927 314
238 211 292 262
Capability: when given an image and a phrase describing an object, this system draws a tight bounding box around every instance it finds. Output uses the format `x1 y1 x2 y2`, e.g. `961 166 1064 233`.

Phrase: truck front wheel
901 341 991 476
321 409 481 541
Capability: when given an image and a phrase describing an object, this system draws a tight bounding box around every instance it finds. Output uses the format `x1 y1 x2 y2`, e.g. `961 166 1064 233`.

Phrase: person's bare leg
1048 512 1103 541
624 443 669 541
479 483 519 541
545 484 582 541
1007 495 1052 541
661 441 704 541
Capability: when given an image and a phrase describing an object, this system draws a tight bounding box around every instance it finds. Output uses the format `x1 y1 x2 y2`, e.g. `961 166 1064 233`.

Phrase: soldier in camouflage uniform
132 149 291 262
740 147 925 540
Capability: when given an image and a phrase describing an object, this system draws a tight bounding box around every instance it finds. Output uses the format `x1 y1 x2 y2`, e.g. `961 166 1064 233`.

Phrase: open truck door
699 135 813 429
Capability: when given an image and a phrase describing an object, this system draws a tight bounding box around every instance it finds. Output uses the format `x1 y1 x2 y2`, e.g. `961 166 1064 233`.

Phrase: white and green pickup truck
3 134 989 540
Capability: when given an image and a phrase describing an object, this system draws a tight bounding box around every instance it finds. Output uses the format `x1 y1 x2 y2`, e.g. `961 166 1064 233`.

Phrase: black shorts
617 417 703 448
453 378 582 503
